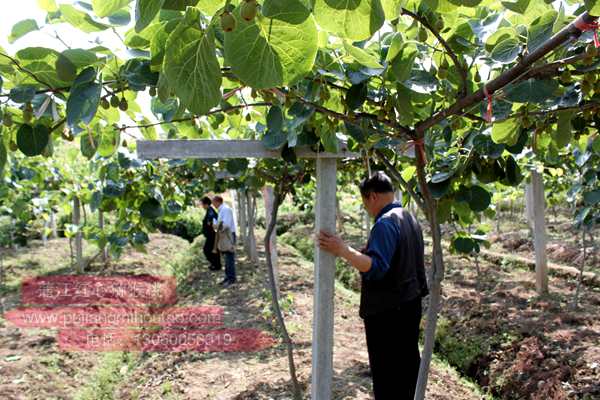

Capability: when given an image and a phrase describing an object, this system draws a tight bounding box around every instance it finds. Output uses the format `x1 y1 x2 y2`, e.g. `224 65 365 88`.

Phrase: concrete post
531 171 549 294
312 158 336 400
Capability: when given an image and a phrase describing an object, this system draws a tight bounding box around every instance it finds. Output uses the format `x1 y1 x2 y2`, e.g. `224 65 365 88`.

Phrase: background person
212 195 237 287
200 196 221 271
317 171 429 399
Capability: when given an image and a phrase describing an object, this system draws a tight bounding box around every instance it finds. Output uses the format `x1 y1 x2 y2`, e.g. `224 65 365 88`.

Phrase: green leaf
267 106 283 132
98 129 121 157
55 53 77 82
485 27 518 52
9 86 36 103
468 185 491 212
401 165 416 182
37 0 58 12
503 155 523 186
452 236 477 254
527 11 556 52
17 124 50 157
552 110 574 148
592 136 600 154
491 118 520 145
428 179 451 199
197 0 226 14
140 198 164 219
447 0 482 6
162 0 198 10
224 0 318 89
391 44 417 82
66 67 102 129
381 0 403 19
9 19 39 44
320 130 340 153
163 19 222 115
92 0 132 18
505 79 558 103
226 159 249 174
80 126 100 159
490 37 521 64
0 139 6 179
61 49 99 69
583 189 600 205
344 121 368 143
59 5 111 32
108 9 131 25
586 0 600 16
501 0 529 14
314 0 385 41
135 0 165 32
343 41 383 69
263 130 288 149
345 82 368 110
386 32 403 62
132 231 150 246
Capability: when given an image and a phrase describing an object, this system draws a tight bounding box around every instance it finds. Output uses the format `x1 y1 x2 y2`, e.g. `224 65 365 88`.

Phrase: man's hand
317 230 348 257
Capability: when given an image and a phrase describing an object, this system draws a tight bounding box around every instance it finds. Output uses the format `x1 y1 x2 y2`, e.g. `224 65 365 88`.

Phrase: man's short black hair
201 196 212 205
359 171 394 197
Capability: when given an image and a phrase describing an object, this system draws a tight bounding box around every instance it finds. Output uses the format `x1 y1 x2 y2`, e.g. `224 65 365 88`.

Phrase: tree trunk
238 189 247 247
262 186 279 296
246 192 259 263
413 144 446 400
50 211 58 239
572 222 594 309
99 210 109 264
264 189 302 400
42 216 50 246
9 218 17 251
73 197 83 274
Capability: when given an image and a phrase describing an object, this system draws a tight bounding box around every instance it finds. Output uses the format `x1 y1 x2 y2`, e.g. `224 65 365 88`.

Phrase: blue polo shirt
361 202 403 281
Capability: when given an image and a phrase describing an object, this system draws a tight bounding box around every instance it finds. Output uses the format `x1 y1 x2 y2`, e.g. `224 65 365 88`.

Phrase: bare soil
0 234 482 400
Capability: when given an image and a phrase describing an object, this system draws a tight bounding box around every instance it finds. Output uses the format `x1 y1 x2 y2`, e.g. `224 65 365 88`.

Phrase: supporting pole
262 186 279 295
531 171 549 295
230 190 239 238
312 158 336 400
525 183 535 233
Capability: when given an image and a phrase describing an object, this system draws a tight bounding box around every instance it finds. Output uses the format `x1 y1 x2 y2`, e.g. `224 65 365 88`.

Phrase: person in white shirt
212 196 237 286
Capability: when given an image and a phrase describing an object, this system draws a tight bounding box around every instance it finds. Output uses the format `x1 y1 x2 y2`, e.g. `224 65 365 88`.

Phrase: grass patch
74 352 137 400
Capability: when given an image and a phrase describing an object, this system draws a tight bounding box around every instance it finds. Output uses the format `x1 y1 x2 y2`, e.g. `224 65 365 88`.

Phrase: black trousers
203 233 221 269
363 296 422 400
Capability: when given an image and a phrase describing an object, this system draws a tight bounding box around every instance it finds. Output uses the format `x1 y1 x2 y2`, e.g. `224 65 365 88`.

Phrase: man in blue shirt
318 171 429 400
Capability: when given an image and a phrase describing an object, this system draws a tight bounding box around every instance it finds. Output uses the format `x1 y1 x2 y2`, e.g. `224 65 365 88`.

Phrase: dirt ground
0 234 483 400
438 251 600 400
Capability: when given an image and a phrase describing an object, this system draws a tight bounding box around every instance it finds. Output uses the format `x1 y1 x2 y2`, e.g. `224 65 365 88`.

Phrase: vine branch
415 12 598 135
401 8 469 98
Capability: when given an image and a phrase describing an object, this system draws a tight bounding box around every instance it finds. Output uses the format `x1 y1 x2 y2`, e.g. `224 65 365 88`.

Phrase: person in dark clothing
200 196 221 271
317 171 429 400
